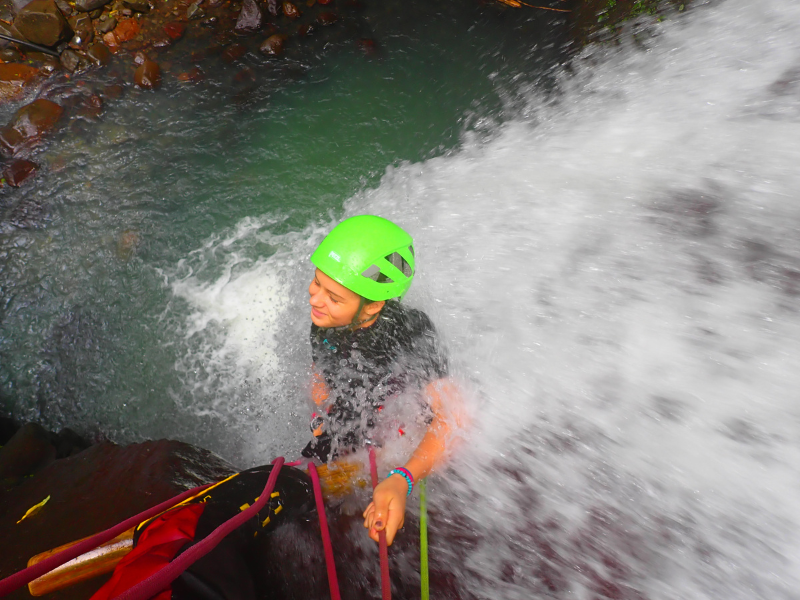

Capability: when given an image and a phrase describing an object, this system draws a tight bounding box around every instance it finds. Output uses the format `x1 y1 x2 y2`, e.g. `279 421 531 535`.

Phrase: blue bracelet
387 469 414 497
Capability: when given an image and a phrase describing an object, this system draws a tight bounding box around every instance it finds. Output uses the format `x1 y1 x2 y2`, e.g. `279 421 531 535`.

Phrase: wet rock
2 158 38 187
151 33 173 48
177 66 204 82
200 16 218 27
74 92 103 118
13 0 70 47
0 423 56 481
266 0 277 16
221 42 246 62
186 2 204 19
0 98 63 157
102 29 119 49
316 11 337 25
112 17 140 43
0 63 41 102
117 228 140 259
0 439 238 597
89 7 104 17
133 50 147 64
40 56 61 73
0 47 25 63
51 428 91 458
74 0 112 11
259 33 286 56
282 1 299 18
123 0 150 12
55 0 72 16
95 15 117 33
59 47 81 71
68 30 93 50
235 0 262 33
134 59 160 89
164 20 185 40
297 22 314 36
68 12 92 33
233 66 255 82
102 82 124 98
87 41 111 65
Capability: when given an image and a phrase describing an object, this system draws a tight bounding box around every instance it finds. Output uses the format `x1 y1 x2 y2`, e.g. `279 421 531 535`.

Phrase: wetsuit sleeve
405 309 449 384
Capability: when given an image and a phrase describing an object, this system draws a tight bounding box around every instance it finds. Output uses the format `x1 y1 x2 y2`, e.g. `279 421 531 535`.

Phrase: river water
3 0 800 597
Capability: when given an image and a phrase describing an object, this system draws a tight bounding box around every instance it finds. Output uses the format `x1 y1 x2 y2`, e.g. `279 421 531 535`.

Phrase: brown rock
282 1 299 18
68 30 93 50
123 0 150 12
164 21 185 40
59 47 81 71
177 66 204 82
0 48 25 63
259 33 287 56
0 423 55 480
234 0 262 33
0 63 41 102
221 42 246 63
102 29 119 49
113 17 140 43
297 22 314 36
87 41 112 65
133 50 147 64
54 0 73 16
266 0 277 16
151 33 173 48
134 59 160 89
95 15 117 33
102 82 125 98
117 229 140 259
13 0 70 47
2 158 38 187
0 98 63 157
74 0 113 11
316 11 338 25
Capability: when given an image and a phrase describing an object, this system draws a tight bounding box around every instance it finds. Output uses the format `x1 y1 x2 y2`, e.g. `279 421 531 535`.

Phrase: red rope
308 463 341 600
111 457 285 600
0 481 214 597
368 447 391 600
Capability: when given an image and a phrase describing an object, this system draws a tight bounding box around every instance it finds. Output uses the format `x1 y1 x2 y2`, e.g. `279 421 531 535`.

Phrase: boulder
74 0 113 12
234 0 262 33
282 1 299 18
13 0 69 47
0 440 237 600
134 59 160 89
123 0 149 12
59 47 81 71
221 42 246 63
163 21 185 40
0 423 56 481
316 11 338 25
86 42 111 65
259 33 287 56
2 158 38 186
0 63 41 103
95 15 117 33
0 98 63 157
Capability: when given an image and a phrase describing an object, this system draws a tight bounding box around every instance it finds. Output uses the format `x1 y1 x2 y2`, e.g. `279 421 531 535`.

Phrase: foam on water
166 0 800 596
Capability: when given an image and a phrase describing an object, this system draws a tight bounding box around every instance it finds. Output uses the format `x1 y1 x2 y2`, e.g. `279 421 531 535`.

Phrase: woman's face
309 269 365 328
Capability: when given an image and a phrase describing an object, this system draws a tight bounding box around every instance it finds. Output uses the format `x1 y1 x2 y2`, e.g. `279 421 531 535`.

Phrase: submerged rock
177 66 204 82
134 59 161 89
316 11 338 25
2 158 39 187
235 0 263 33
282 1 299 19
123 0 150 12
259 33 287 56
221 42 246 62
59 47 81 71
87 42 112 65
0 98 64 157
0 63 41 103
112 17 140 43
13 0 70 47
164 20 185 40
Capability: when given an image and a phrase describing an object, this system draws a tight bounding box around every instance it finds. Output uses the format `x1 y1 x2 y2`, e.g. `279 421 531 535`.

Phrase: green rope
420 480 429 600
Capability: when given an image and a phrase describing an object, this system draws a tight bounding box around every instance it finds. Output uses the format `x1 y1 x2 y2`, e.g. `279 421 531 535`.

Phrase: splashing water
3 0 800 596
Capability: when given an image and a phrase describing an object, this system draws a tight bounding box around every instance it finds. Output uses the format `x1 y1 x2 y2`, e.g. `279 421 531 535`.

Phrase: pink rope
308 464 341 600
111 457 285 600
368 447 392 600
0 481 214 597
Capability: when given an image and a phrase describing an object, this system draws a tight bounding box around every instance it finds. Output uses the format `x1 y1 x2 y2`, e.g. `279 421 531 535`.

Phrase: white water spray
171 0 800 596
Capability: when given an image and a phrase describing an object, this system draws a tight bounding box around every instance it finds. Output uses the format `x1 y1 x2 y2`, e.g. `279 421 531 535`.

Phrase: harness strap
368 447 392 600
0 482 215 597
308 463 341 600
111 457 285 600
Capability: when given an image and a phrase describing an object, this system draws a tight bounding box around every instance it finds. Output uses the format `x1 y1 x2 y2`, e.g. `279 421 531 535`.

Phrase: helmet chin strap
348 297 379 330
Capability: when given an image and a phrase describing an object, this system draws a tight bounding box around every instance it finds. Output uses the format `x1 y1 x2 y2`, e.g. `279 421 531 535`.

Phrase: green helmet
311 215 416 301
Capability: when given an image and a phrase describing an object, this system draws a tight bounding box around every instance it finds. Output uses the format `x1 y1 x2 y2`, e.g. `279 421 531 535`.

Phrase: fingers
362 476 409 545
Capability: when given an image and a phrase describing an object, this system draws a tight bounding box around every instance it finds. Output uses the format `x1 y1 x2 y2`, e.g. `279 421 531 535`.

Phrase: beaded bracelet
387 467 414 497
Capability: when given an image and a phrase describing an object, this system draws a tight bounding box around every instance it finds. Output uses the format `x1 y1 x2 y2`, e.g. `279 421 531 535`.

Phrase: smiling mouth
311 307 326 318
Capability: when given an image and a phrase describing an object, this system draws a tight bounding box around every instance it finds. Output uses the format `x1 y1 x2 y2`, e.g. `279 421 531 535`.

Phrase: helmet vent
386 252 412 278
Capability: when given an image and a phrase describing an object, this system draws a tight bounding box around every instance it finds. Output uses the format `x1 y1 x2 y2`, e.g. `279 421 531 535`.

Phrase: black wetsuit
302 301 448 462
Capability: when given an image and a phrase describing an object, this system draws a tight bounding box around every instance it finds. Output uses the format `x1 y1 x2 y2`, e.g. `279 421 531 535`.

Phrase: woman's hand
362 474 409 545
